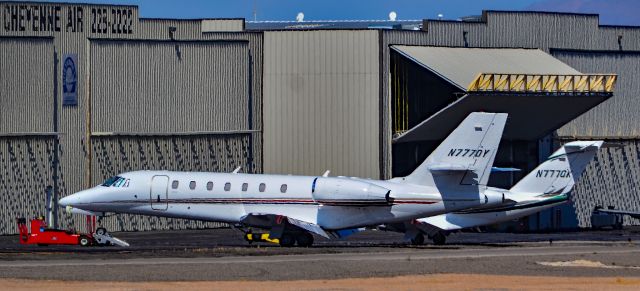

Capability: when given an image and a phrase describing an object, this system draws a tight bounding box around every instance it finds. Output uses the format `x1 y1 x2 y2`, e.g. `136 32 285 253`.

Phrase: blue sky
33 0 640 26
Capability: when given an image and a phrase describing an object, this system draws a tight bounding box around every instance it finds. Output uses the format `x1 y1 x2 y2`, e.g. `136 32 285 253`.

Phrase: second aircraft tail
509 141 603 197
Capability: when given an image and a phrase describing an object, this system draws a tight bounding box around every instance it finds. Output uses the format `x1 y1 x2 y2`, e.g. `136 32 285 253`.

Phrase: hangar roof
391 46 582 90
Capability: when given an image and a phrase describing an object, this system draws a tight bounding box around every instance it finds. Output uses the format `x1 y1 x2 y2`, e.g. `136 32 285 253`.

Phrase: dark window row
171 180 288 193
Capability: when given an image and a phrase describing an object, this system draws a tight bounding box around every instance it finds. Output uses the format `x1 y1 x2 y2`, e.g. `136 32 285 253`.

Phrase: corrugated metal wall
0 37 54 133
553 51 640 138
202 32 264 173
0 36 58 234
552 50 640 226
567 140 640 227
0 2 261 234
0 137 58 233
263 30 380 178
86 39 256 231
201 19 244 32
90 134 251 231
138 19 202 39
90 40 249 133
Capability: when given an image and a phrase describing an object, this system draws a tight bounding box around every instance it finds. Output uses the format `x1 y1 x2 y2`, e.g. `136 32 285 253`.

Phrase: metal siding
554 51 640 138
138 19 202 39
0 2 255 233
90 134 250 231
0 37 54 133
202 32 264 173
90 40 249 133
201 19 244 32
566 140 640 227
263 30 380 178
0 137 57 234
48 4 141 232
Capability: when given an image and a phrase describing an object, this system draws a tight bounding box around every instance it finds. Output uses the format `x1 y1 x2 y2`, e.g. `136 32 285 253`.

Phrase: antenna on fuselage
232 167 242 174
322 170 330 177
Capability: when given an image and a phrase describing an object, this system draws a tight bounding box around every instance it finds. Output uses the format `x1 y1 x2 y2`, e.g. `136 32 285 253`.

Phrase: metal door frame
150 175 169 210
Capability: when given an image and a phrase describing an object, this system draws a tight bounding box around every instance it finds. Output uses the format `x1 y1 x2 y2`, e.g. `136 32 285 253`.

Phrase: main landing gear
430 231 446 245
409 231 447 245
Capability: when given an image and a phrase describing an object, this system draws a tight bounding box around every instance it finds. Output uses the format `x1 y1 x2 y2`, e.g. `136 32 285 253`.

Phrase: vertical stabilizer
510 141 603 195
402 112 508 188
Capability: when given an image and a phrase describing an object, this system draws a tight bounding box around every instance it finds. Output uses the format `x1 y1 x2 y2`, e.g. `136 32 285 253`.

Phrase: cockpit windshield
101 176 123 187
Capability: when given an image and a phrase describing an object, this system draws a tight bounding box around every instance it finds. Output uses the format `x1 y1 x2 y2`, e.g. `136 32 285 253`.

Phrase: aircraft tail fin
402 112 508 188
509 141 603 196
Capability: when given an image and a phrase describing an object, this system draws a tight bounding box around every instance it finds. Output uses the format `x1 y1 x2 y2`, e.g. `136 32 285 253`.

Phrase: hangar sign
1 3 136 35
62 53 78 106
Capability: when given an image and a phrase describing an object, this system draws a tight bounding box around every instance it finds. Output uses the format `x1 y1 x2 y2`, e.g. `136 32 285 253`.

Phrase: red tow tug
17 217 93 246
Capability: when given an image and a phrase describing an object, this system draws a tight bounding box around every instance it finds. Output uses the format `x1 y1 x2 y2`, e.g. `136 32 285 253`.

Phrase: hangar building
1 1 638 234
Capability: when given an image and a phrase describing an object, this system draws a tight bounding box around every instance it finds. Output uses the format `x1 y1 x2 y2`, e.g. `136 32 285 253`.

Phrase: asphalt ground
1 227 639 281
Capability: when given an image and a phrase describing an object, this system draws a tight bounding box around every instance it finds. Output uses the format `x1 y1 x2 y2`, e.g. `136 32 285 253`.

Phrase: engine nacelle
311 177 391 206
483 190 506 206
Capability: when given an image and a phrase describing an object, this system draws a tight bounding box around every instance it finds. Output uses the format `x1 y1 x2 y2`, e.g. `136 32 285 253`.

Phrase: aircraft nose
58 190 90 207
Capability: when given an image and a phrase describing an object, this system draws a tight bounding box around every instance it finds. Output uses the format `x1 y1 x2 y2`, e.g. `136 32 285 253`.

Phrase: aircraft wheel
279 233 295 247
296 232 314 247
79 235 91 246
410 233 425 245
432 232 446 245
96 227 107 236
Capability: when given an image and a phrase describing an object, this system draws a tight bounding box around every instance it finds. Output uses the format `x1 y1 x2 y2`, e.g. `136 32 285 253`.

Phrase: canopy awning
390 46 616 143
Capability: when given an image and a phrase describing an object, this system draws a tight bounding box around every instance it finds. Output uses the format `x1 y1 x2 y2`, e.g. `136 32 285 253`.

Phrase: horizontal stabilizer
428 164 476 172
491 167 521 172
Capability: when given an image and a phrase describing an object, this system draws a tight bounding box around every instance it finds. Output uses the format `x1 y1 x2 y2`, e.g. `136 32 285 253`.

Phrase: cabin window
189 181 196 190
242 183 248 192
259 183 266 192
206 182 213 191
224 182 231 191
171 180 179 189
280 184 288 193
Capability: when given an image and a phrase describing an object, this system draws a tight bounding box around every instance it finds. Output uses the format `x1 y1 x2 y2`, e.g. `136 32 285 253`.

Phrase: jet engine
483 190 506 206
311 177 391 206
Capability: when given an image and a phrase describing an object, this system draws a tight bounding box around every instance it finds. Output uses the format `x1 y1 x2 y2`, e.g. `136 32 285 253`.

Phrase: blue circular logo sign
63 57 77 95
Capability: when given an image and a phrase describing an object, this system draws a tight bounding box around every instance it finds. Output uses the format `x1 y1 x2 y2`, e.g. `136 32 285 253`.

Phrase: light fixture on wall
169 26 177 41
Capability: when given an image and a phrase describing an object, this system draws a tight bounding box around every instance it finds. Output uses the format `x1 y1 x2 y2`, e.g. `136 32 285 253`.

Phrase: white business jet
385 140 604 245
59 112 508 247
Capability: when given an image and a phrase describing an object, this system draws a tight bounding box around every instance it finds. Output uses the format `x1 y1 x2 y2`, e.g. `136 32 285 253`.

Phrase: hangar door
0 37 56 235
88 39 254 231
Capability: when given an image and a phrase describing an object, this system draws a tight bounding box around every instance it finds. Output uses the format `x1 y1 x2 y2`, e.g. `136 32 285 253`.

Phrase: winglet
232 167 241 174
322 170 331 177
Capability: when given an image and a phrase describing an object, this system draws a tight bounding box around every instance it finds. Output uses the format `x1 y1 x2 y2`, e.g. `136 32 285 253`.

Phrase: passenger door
150 175 169 210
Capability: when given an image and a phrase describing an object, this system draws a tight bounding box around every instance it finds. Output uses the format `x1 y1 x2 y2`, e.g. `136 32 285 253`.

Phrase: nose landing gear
93 227 130 247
